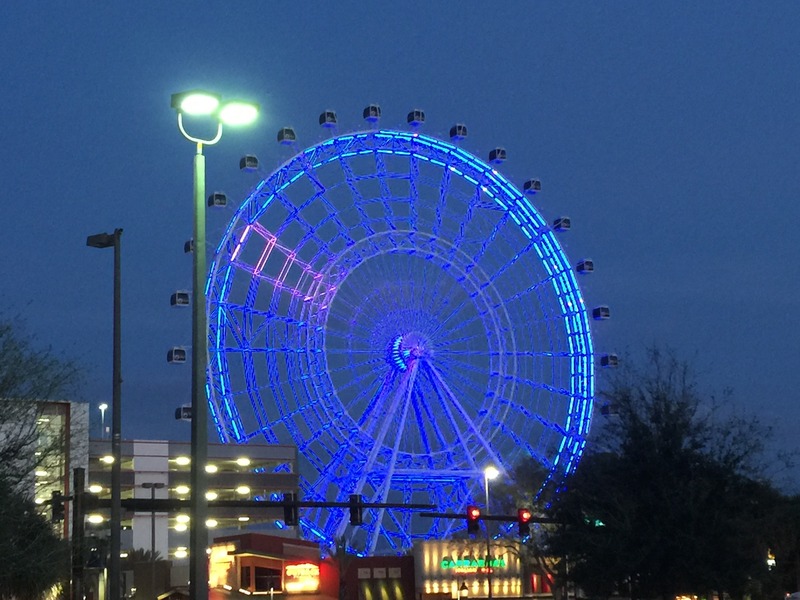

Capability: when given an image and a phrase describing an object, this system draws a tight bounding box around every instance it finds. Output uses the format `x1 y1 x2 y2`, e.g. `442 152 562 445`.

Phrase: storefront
413 540 523 599
343 556 416 600
209 534 338 599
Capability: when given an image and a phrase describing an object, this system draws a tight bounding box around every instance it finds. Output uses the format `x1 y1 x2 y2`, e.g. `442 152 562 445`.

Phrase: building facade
86 439 299 595
29 400 89 539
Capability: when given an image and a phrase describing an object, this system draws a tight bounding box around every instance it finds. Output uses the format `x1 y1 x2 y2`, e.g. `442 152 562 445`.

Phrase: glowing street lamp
483 465 500 600
171 88 259 600
99 403 108 438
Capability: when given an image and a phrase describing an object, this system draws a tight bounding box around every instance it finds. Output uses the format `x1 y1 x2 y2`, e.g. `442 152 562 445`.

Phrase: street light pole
142 482 166 598
190 138 209 600
171 90 259 600
87 229 123 600
483 466 499 600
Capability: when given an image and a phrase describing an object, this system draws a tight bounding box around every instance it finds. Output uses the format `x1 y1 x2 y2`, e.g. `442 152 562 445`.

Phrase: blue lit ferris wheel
206 113 596 555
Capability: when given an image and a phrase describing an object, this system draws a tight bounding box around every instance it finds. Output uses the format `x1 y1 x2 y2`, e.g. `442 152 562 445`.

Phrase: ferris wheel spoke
412 366 481 472
422 360 504 466
432 361 496 417
354 369 400 435
329 362 390 407
408 386 445 462
433 353 493 382
469 210 515 267
498 396 567 436
428 290 480 337
434 328 490 351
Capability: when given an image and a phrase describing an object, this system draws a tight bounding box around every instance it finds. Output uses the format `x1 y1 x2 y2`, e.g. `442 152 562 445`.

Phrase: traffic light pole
71 468 85 600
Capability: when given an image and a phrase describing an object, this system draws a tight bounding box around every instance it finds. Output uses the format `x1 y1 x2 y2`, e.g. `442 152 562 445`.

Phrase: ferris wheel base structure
204 112 608 555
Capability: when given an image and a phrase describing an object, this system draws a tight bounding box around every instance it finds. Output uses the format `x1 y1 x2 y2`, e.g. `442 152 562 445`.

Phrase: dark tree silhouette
545 348 783 600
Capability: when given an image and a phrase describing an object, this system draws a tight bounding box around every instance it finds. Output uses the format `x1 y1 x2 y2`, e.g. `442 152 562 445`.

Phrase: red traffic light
518 507 532 538
466 505 481 534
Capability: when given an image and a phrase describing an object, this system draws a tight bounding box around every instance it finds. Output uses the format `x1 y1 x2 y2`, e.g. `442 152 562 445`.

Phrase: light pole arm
177 113 223 146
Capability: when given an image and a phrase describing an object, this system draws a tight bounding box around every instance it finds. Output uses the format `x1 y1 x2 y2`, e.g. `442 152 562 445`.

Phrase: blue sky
2 3 798 485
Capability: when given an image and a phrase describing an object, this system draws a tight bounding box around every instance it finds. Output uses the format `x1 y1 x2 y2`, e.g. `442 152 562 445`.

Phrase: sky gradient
1 3 798 485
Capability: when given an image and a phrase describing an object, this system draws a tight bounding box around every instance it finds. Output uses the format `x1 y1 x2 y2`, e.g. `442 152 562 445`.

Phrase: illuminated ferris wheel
206 107 602 554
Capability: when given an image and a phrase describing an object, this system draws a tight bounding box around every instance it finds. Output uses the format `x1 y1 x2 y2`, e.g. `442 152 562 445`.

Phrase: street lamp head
484 465 500 481
172 90 258 146
87 232 115 249
99 403 108 411
171 90 221 116
219 100 259 126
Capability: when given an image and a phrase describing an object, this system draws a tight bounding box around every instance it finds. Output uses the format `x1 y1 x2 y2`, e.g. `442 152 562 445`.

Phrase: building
413 539 524 599
27 400 89 539
209 533 338 600
87 439 299 597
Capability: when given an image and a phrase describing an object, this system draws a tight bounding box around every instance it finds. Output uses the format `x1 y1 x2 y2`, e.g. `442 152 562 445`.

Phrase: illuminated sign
441 557 507 574
284 562 320 593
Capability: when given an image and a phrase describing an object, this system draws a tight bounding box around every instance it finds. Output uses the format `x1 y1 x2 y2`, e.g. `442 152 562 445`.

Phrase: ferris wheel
206 107 599 555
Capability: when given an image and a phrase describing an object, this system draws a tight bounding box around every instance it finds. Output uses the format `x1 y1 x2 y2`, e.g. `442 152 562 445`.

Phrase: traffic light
283 492 298 526
466 505 481 535
51 491 65 522
517 507 532 538
349 494 363 526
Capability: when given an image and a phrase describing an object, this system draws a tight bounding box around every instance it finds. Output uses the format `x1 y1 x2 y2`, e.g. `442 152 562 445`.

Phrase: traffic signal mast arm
82 496 435 512
420 511 557 523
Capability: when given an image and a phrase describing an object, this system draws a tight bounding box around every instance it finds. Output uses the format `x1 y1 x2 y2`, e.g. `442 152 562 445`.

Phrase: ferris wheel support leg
417 364 481 475
365 363 419 555
425 361 504 470
334 363 418 543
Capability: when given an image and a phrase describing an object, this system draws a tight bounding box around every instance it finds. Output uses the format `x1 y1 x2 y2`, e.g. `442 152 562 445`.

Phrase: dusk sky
2 4 798 486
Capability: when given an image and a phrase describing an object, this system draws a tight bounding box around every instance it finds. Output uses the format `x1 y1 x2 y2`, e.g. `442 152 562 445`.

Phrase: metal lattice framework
206 129 595 554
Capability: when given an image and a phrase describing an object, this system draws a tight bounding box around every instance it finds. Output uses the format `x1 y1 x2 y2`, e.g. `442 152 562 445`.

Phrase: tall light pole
142 482 166 598
99 403 108 439
86 229 123 600
171 89 259 600
483 465 500 600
